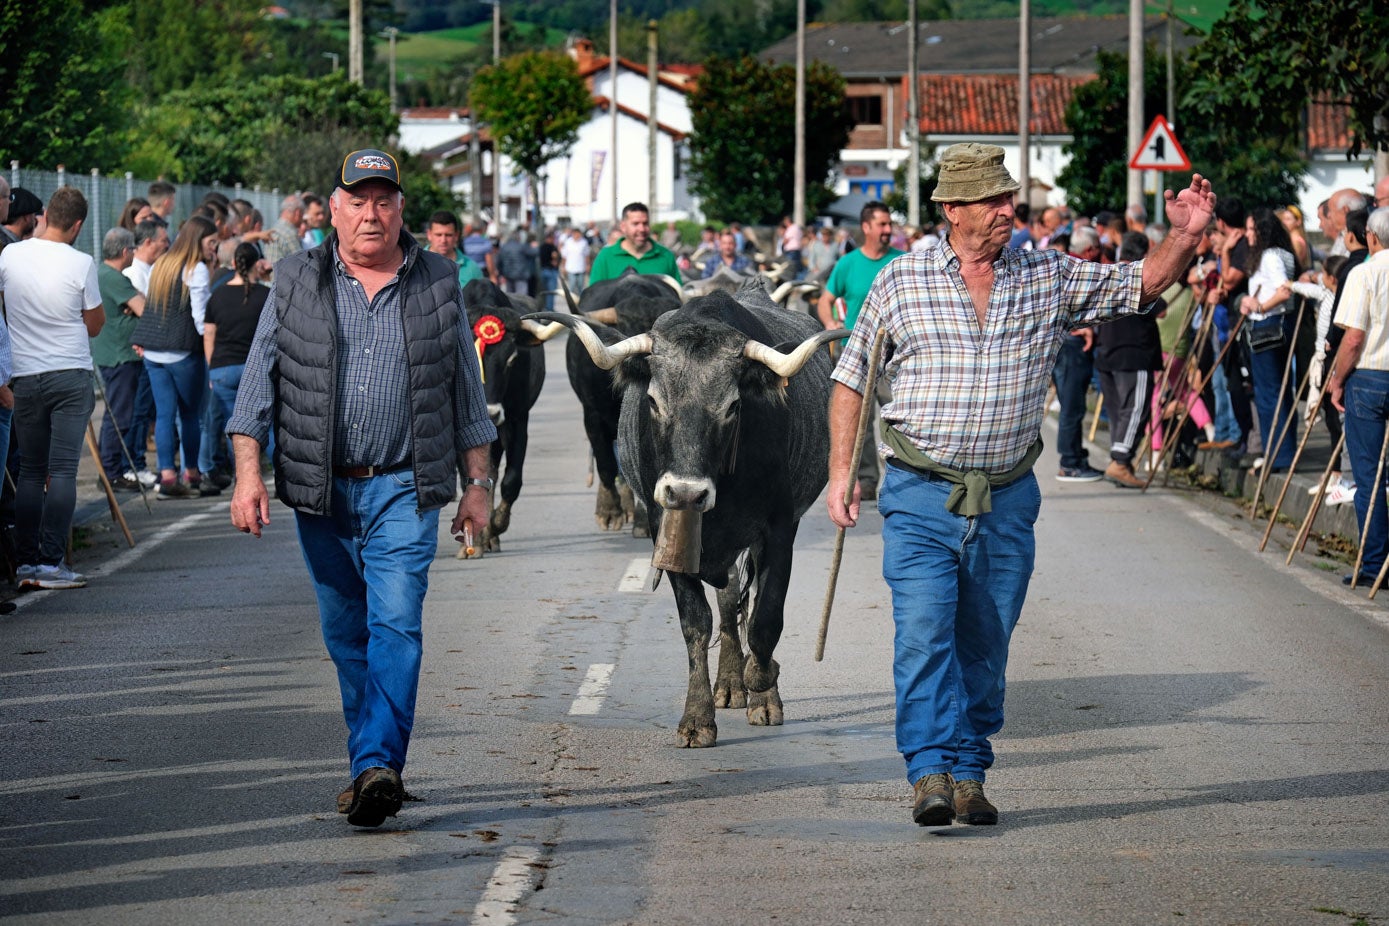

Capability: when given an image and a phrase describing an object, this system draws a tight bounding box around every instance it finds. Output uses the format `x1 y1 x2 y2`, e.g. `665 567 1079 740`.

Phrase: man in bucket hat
826 143 1216 827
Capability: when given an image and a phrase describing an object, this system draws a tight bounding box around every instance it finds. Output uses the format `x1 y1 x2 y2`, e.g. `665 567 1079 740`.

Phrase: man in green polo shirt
817 200 903 499
588 202 682 284
93 227 149 492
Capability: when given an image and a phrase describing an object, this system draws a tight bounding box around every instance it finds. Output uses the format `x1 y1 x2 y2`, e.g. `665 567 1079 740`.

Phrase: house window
848 95 883 127
673 141 683 180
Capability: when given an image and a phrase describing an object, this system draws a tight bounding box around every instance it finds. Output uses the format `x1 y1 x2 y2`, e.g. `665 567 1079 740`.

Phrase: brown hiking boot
954 778 998 825
1104 460 1144 489
911 772 956 826
345 767 403 827
336 784 354 814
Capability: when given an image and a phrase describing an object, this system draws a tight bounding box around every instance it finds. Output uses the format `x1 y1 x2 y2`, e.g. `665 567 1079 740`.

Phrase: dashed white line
568 663 616 716
617 556 653 592
470 846 543 925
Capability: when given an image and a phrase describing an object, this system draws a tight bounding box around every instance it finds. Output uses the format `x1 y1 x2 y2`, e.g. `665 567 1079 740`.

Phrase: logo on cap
355 155 394 171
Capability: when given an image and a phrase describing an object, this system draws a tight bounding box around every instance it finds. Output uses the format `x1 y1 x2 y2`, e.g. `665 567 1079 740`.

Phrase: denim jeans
1209 365 1241 444
1248 315 1299 468
1343 370 1389 578
130 366 154 471
199 364 242 474
540 268 559 310
96 362 143 479
0 405 11 501
12 369 96 566
295 471 441 777
144 354 205 473
879 462 1041 785
1052 333 1093 469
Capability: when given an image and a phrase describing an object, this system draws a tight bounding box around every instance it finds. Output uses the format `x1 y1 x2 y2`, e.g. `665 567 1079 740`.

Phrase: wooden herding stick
1247 302 1307 518
1286 431 1345 566
1142 306 1218 489
1086 392 1104 443
817 326 887 663
1350 429 1389 588
1260 368 1333 552
85 421 135 548
1141 293 1203 475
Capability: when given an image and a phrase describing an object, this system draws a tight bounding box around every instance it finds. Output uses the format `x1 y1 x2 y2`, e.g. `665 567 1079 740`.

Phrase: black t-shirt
539 242 559 268
205 283 269 369
1224 237 1251 301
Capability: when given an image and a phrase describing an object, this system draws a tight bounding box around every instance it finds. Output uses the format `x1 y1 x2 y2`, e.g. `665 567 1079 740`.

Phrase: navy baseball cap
338 148 403 192
7 187 43 221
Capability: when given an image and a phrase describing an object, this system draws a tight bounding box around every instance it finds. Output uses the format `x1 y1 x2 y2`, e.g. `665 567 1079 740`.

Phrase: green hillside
393 23 568 81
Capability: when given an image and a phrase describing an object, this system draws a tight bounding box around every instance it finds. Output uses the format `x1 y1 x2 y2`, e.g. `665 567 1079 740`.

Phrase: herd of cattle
460 269 846 748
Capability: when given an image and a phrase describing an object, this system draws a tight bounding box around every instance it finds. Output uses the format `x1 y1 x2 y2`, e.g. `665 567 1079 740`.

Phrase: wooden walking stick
1142 293 1203 475
1350 429 1389 588
817 326 887 663
1086 392 1104 443
85 421 135 548
1368 531 1389 600
1261 370 1333 552
1142 306 1218 489
1247 303 1307 517
1286 432 1345 565
91 369 152 514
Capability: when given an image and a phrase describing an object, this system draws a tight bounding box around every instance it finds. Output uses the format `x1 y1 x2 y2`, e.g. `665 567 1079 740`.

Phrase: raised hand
1165 174 1216 239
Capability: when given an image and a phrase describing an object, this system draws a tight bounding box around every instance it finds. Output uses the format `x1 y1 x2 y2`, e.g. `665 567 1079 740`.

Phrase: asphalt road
2 337 1386 925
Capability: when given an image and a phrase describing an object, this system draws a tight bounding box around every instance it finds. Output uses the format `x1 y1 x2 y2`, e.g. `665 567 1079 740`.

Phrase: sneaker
204 468 233 490
125 469 158 488
953 778 999 826
1105 460 1144 489
157 480 194 500
30 563 88 590
1309 476 1339 496
15 564 40 591
346 767 404 827
1057 464 1104 483
194 479 222 497
1325 482 1357 507
109 474 142 492
911 772 956 826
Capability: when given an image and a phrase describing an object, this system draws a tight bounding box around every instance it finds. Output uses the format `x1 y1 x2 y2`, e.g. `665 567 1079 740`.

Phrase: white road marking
12 504 229 611
617 556 652 592
568 663 616 716
470 846 543 925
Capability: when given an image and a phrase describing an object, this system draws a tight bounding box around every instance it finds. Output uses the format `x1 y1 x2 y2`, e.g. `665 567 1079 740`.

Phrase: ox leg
742 531 796 727
587 416 625 532
712 572 747 710
479 438 507 553
489 409 530 548
669 573 718 748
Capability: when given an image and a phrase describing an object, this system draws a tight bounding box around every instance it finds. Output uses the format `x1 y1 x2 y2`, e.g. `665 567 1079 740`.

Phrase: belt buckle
364 464 380 477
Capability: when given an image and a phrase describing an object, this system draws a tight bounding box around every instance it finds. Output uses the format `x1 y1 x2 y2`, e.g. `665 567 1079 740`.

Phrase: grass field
393 23 569 79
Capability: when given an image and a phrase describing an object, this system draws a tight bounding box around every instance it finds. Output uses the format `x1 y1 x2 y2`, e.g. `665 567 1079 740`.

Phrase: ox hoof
713 679 747 710
619 481 636 524
632 521 651 539
746 687 784 726
676 721 718 748
743 657 780 693
595 486 625 531
491 500 513 536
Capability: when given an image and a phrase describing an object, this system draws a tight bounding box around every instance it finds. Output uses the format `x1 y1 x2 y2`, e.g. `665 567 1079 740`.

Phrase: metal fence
6 162 289 259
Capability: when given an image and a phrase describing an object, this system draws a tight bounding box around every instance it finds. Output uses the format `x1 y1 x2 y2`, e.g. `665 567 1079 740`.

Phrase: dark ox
460 279 563 556
527 285 845 747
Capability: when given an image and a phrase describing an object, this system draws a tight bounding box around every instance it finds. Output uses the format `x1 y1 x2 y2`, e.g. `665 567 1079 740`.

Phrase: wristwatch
464 476 495 491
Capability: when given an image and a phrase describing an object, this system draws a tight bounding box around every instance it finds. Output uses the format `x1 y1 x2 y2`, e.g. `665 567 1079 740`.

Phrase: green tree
470 51 592 236
688 55 854 224
0 0 133 170
125 0 276 98
1057 45 1301 215
883 143 942 225
1186 0 1388 159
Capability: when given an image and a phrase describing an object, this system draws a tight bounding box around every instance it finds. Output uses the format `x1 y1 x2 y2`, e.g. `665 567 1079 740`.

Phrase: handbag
1246 314 1284 353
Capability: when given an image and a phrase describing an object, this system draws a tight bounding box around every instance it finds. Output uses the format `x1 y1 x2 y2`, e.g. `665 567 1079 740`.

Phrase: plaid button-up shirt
832 239 1144 473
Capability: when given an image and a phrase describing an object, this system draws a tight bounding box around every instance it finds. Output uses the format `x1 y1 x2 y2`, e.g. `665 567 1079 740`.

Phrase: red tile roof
1307 95 1353 152
914 73 1093 137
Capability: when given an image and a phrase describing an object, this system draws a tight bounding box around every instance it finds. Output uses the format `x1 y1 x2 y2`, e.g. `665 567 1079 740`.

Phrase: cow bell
651 509 702 574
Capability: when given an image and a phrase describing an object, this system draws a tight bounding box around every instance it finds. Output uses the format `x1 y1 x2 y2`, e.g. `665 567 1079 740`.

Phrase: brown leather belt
332 460 411 479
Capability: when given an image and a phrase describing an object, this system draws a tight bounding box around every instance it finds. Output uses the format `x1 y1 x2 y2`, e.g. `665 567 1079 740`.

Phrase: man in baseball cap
3 188 44 246
338 148 403 192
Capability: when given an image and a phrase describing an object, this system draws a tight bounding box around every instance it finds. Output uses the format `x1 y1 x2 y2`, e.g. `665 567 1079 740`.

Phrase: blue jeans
144 354 205 474
1248 316 1299 468
97 362 143 479
130 366 154 471
200 364 242 474
0 405 11 503
1209 365 1240 444
541 268 559 310
295 471 441 777
1052 333 1093 469
1343 370 1389 577
12 369 96 566
879 463 1040 785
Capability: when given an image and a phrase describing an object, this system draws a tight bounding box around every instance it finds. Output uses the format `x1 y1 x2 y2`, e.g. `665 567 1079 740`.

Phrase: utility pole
1157 0 1174 225
648 20 658 213
1018 0 1030 212
492 1 502 231
322 51 340 74
907 0 920 228
382 27 399 113
348 0 363 84
793 0 806 228
610 0 619 224
1126 0 1144 212
492 1 501 62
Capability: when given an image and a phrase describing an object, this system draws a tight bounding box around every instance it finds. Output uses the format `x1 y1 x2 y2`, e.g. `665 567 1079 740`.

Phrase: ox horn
520 318 568 342
558 273 581 314
655 274 686 302
743 328 850 378
584 307 619 324
521 312 653 370
769 280 795 304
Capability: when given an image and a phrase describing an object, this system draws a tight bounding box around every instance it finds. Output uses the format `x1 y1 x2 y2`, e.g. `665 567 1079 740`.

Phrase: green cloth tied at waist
883 425 1044 517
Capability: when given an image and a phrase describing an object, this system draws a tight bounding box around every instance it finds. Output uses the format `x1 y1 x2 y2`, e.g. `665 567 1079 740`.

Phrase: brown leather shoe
954 778 998 825
336 784 354 814
346 766 403 827
1104 460 1144 489
1197 439 1236 451
911 772 956 826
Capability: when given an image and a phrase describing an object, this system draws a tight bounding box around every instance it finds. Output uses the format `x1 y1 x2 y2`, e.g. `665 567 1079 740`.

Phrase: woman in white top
132 215 218 499
1239 207 1299 471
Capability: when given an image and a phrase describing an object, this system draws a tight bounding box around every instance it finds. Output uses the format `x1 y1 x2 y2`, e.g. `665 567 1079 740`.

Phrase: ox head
463 279 564 422
524 292 846 513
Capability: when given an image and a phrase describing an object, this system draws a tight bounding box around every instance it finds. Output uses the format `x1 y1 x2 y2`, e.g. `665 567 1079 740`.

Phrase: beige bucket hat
931 143 1020 203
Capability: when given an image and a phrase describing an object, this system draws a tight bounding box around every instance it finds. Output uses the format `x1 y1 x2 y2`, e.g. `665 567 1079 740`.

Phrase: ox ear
738 355 786 403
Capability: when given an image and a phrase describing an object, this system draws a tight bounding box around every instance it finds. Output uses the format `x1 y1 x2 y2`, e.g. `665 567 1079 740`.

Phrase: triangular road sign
1130 115 1191 171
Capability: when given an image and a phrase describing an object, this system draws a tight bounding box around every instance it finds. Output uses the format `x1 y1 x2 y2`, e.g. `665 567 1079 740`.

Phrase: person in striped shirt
827 143 1216 828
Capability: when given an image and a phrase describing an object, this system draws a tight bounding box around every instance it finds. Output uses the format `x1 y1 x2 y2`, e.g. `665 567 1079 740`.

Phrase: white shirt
0 238 102 376
143 263 211 365
124 257 153 295
1334 249 1389 371
1247 247 1294 320
560 235 589 274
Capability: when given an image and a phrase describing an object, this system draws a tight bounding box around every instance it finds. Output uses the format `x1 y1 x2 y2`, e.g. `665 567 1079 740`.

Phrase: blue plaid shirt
227 246 496 466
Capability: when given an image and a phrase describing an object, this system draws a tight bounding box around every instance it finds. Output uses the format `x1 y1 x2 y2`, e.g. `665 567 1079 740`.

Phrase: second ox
527 284 845 747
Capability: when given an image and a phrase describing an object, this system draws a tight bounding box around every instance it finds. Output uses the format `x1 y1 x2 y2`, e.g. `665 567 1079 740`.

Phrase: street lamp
322 51 340 73
380 27 399 112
